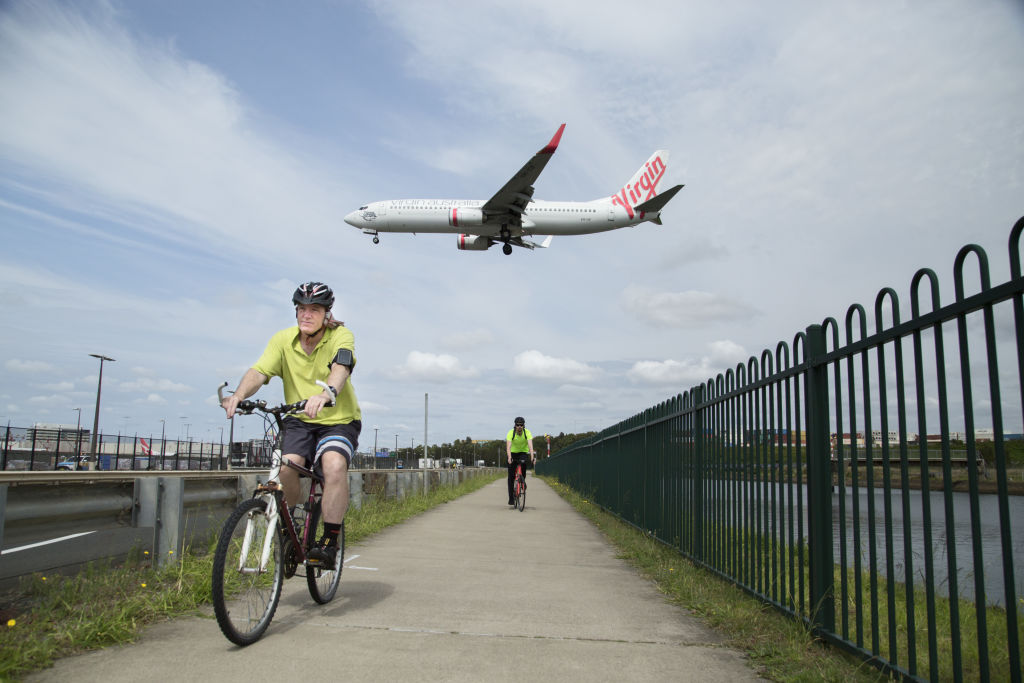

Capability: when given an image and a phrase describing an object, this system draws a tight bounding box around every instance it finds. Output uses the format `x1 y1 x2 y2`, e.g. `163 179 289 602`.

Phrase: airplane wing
481 124 566 226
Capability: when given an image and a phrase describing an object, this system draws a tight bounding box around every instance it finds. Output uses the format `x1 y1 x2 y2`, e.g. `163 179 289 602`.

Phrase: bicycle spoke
306 499 343 603
212 497 284 645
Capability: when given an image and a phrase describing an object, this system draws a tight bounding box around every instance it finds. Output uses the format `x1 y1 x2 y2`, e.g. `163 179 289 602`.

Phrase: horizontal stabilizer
635 184 684 213
514 234 553 250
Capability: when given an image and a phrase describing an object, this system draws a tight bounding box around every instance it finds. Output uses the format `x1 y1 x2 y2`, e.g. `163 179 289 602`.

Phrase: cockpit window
358 205 368 210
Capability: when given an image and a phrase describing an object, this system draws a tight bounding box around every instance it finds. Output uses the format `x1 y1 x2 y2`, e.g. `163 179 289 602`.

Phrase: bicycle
513 460 527 511
211 381 344 646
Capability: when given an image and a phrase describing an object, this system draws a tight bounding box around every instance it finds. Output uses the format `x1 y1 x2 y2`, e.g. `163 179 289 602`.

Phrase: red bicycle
513 461 527 511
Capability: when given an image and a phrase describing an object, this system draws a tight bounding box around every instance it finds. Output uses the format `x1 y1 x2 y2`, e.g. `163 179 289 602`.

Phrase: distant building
26 423 90 442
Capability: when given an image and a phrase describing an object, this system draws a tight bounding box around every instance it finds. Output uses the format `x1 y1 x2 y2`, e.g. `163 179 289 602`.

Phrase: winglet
539 235 553 248
540 123 566 155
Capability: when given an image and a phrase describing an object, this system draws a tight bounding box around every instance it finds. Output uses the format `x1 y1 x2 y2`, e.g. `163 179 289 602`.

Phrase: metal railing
0 430 229 471
538 217 1024 682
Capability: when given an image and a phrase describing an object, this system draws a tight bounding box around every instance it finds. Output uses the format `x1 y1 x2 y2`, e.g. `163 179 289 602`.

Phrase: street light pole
88 354 115 460
73 407 82 458
374 426 379 456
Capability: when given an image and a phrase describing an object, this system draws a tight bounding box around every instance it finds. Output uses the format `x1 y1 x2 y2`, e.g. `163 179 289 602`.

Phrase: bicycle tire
306 500 343 603
516 473 526 511
211 497 284 646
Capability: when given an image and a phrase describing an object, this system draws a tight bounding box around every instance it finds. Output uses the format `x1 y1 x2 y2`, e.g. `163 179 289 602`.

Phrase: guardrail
0 467 499 590
538 217 1024 682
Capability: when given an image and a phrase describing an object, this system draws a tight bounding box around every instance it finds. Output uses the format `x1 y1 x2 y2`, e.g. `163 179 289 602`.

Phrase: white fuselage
344 198 651 237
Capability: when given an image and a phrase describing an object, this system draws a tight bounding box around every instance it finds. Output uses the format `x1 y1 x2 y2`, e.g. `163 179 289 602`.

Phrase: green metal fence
538 217 1024 682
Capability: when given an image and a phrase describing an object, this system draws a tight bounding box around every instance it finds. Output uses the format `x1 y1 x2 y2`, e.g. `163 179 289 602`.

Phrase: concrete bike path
28 477 765 682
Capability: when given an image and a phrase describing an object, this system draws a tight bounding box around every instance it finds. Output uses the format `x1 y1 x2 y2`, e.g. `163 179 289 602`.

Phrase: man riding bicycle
221 281 361 568
506 416 535 506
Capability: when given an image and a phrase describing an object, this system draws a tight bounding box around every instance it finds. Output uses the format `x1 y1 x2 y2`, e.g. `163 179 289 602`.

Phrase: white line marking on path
342 554 378 571
1 531 96 555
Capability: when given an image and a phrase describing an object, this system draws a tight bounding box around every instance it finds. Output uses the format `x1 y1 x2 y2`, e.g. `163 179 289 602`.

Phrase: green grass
0 471 502 681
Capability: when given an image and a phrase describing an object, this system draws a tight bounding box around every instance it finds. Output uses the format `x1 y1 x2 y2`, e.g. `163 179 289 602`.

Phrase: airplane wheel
373 236 380 244
502 244 512 255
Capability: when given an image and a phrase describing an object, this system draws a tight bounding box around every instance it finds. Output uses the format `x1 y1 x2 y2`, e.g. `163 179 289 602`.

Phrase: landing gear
500 226 512 255
372 236 380 244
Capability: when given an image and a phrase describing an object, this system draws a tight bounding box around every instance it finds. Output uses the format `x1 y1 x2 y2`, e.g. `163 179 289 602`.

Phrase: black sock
320 522 341 548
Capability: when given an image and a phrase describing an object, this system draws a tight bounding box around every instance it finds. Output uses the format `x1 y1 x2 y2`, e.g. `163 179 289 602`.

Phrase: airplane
344 123 684 255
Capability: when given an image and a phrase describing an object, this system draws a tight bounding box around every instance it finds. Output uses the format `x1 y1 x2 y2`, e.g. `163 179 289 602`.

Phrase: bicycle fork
238 493 281 575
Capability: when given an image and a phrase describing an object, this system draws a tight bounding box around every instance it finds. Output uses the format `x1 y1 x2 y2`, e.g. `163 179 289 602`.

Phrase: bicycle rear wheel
516 474 526 511
306 500 343 604
211 497 284 645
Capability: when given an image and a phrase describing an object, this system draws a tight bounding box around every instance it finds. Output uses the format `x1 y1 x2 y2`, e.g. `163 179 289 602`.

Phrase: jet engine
456 234 493 251
448 207 485 228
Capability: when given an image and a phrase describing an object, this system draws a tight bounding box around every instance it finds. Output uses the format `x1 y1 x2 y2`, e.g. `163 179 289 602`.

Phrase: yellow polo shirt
252 325 361 425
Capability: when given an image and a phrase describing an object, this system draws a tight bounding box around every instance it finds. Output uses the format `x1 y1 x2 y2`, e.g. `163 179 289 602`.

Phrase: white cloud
0 2 352 264
391 351 479 382
117 378 191 394
6 359 56 373
512 350 600 383
619 285 757 328
627 340 749 387
137 393 167 405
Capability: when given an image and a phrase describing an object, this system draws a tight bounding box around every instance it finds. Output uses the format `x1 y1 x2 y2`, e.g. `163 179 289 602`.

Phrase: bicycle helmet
514 416 525 426
292 282 334 309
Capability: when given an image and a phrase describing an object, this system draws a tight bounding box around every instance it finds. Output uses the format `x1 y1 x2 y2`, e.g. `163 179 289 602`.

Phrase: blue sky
1 0 1023 450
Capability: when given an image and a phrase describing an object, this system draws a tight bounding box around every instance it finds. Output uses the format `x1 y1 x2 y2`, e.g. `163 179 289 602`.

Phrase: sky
1 0 1023 453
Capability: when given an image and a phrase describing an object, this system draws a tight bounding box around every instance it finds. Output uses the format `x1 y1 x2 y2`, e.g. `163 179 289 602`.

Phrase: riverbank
833 470 1024 495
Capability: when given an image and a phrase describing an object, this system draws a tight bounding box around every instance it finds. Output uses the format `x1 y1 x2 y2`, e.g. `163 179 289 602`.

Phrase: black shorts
509 452 531 470
281 418 361 467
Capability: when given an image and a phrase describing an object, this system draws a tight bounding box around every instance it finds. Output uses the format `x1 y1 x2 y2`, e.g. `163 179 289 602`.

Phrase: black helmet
514 416 525 426
292 282 334 309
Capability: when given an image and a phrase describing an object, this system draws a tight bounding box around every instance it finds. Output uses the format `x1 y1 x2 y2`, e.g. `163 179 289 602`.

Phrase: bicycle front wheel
211 497 285 645
306 501 343 604
516 475 526 511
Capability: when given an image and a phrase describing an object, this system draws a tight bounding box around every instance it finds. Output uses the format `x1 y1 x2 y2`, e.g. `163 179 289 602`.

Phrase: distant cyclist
221 282 361 568
506 416 536 506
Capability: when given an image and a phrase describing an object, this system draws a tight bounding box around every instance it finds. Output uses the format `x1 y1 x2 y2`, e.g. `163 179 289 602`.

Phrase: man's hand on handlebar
222 393 242 419
302 380 336 419
304 392 331 419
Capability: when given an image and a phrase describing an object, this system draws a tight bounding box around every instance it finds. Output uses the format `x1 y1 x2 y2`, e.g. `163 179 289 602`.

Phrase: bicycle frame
232 434 330 575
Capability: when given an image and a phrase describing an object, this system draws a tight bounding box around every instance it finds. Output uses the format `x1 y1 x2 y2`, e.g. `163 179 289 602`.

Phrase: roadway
27 477 765 682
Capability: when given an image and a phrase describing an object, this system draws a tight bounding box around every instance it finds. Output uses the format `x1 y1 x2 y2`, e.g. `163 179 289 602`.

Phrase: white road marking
1 531 96 555
343 554 378 571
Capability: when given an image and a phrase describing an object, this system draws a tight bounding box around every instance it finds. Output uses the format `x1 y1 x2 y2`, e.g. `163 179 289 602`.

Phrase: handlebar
217 381 303 416
217 380 334 417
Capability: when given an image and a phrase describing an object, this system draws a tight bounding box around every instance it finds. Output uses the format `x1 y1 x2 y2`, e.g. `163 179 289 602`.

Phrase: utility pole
88 354 115 460
73 408 82 458
423 393 429 495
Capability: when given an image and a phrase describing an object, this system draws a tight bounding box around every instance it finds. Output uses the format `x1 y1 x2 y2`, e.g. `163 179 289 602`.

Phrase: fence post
805 324 835 632
694 385 705 563
135 477 185 568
